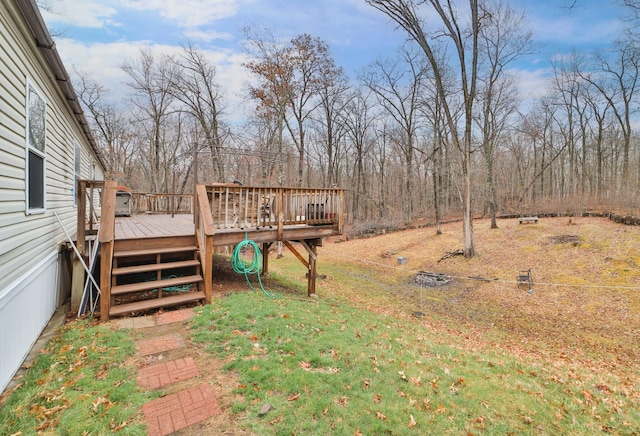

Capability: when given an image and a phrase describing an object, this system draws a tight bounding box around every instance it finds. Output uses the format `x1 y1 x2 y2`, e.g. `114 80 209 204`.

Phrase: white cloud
507 67 552 102
41 0 118 28
183 29 234 43
124 0 254 28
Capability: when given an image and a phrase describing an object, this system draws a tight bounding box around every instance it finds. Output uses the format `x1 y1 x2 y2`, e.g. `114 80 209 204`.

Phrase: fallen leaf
337 396 349 406
270 416 284 424
92 397 112 411
287 393 300 401
398 370 408 381
299 361 312 370
110 421 127 431
408 414 417 428
373 394 382 403
376 411 387 420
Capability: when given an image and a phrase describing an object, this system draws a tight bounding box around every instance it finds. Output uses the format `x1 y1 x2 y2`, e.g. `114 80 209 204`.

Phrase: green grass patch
0 320 153 435
191 292 639 435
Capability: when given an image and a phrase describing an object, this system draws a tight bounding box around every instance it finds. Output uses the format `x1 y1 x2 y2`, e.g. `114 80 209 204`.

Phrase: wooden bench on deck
519 216 538 224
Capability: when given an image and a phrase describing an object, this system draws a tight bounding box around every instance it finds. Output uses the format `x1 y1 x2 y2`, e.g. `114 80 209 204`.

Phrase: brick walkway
136 333 185 356
137 357 200 390
115 308 222 435
143 383 222 435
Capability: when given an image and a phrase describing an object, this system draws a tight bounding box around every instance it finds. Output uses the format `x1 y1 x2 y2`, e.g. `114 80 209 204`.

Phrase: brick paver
143 383 222 436
135 333 185 356
138 357 200 390
156 308 195 326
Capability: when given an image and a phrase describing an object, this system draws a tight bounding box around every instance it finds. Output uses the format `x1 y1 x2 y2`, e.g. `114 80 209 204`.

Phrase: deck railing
131 193 194 214
204 184 344 233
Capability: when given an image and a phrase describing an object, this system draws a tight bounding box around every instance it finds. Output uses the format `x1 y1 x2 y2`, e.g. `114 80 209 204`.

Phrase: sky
40 0 627 122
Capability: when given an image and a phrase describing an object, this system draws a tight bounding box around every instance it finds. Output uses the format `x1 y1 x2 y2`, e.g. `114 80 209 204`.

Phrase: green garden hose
231 235 279 299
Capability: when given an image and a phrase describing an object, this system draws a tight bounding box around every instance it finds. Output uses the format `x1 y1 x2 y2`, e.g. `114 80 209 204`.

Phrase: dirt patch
547 234 581 245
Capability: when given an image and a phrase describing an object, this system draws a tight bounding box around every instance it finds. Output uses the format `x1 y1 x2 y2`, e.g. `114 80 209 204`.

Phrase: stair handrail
195 184 215 303
98 181 117 320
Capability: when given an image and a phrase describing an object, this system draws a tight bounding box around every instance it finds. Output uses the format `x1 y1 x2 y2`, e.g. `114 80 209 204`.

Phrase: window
26 83 46 213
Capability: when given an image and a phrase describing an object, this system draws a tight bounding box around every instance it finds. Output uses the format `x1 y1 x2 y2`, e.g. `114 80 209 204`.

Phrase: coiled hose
231 236 279 299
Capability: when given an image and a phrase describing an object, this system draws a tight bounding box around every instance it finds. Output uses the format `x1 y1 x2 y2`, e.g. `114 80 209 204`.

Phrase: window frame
25 80 47 214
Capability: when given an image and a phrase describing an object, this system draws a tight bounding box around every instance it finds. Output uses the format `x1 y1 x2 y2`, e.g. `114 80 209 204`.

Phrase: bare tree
342 88 378 220
477 0 532 228
170 44 228 182
361 48 427 226
75 71 134 184
367 0 481 257
313 57 350 187
579 39 640 191
122 49 179 192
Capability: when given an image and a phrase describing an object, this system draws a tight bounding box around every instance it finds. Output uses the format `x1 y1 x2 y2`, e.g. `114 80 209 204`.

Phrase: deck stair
108 235 204 317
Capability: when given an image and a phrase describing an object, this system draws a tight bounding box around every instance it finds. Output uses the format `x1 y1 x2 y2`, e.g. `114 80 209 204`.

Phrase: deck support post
301 239 321 297
261 242 271 275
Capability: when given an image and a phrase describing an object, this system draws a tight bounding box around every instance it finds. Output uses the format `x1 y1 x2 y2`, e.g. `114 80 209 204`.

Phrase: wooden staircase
108 235 205 317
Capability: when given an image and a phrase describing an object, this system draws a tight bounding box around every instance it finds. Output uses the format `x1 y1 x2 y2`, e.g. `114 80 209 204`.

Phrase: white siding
0 0 106 393
0 251 58 393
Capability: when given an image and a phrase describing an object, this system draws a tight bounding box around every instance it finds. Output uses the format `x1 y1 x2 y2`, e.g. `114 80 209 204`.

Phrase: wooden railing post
99 181 117 321
195 185 215 304
277 188 284 241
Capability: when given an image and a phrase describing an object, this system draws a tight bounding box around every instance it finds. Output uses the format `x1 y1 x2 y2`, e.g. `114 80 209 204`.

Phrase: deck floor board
115 214 194 239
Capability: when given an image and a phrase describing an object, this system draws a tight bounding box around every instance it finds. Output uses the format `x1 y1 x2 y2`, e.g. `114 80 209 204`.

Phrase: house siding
0 0 105 393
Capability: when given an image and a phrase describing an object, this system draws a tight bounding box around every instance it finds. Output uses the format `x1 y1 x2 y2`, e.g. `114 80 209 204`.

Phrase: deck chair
516 268 533 289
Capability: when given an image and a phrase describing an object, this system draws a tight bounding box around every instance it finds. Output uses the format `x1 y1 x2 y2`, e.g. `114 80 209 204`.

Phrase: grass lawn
191 290 639 435
0 320 154 434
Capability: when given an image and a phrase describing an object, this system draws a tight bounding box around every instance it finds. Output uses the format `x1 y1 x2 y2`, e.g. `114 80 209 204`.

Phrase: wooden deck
113 213 339 246
115 214 194 239
79 182 345 320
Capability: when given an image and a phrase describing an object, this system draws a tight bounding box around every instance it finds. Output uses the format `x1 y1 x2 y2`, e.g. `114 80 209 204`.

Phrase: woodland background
73 1 640 233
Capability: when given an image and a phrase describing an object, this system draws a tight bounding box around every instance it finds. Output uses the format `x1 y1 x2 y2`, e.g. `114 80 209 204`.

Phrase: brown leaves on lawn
287 393 300 401
92 396 113 411
299 361 312 370
408 414 417 428
30 403 70 431
336 396 349 407
375 411 387 420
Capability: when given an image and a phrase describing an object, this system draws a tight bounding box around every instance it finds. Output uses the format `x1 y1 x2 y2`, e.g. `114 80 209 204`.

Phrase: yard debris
414 271 452 287
438 249 464 262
